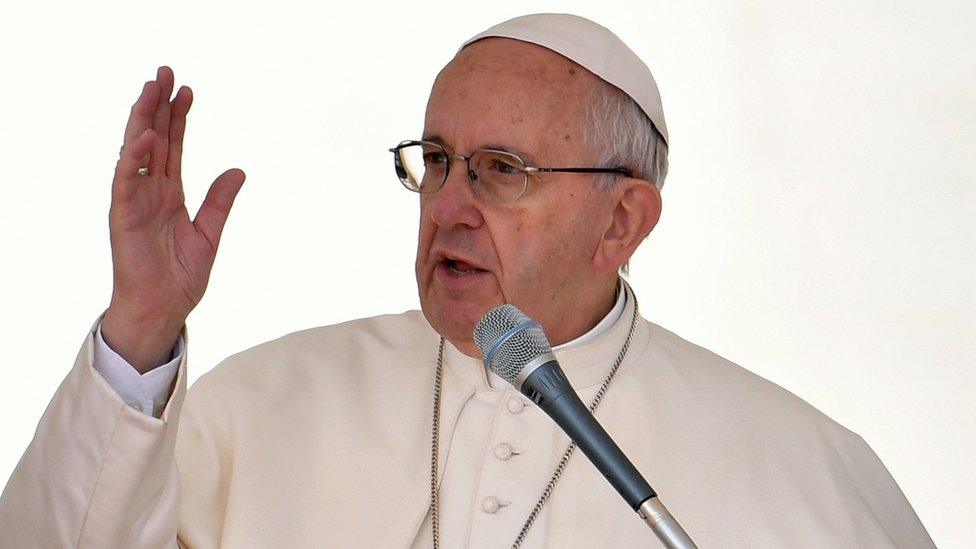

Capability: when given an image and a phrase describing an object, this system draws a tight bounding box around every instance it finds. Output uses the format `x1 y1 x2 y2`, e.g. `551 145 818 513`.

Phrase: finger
113 129 156 199
149 66 175 175
192 169 246 252
122 80 159 144
165 86 193 178
121 80 160 157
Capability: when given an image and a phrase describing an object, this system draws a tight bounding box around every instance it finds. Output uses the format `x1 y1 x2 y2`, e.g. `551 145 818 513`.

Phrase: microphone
473 304 697 549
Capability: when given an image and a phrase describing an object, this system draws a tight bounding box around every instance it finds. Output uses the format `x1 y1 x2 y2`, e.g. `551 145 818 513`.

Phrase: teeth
444 258 476 274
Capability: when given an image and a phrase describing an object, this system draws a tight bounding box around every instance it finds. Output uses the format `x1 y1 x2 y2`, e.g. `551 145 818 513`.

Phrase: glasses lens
470 150 527 202
395 142 448 193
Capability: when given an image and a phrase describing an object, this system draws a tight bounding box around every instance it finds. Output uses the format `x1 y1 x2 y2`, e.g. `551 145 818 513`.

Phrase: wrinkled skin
415 38 661 357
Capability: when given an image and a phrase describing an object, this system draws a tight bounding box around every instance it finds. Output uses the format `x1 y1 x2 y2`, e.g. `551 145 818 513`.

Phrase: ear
593 179 662 273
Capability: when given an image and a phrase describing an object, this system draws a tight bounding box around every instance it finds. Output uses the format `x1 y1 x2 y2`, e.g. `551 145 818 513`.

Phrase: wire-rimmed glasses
389 139 633 203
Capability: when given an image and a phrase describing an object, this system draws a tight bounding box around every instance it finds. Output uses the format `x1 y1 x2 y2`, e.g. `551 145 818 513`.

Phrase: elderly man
0 13 932 548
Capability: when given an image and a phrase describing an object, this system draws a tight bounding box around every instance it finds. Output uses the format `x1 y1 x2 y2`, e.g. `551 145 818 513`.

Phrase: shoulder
185 309 439 408
633 318 889 479
217 309 434 364
635 318 856 438
630 320 933 545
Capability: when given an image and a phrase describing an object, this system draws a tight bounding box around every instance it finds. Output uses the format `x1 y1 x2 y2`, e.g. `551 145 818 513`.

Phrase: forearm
0 315 188 547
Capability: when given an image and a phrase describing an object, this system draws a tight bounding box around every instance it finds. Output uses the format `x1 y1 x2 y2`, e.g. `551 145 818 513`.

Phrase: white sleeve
92 320 183 418
0 315 186 547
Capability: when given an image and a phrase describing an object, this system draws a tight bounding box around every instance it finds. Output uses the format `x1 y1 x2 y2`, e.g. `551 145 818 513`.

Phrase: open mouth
441 258 485 275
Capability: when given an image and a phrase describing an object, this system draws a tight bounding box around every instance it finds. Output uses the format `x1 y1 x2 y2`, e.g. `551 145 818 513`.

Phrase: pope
0 13 934 548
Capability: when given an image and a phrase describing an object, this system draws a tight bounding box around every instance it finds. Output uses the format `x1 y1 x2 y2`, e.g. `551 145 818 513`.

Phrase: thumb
193 168 246 252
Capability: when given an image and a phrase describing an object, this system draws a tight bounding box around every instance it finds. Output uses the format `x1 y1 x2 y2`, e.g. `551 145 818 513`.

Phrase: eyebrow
420 134 449 150
421 134 536 164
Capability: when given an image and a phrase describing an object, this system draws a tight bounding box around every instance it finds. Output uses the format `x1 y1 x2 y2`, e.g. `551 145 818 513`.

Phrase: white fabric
0 283 935 547
93 321 183 418
460 13 669 149
94 282 626 412
428 281 628 546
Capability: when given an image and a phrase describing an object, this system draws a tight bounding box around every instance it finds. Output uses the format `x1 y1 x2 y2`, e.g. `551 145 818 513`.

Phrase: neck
553 278 625 351
545 277 619 348
449 277 622 358
448 277 623 359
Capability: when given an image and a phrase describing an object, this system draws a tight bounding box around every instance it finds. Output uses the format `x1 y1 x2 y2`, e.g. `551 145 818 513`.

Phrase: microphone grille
473 304 553 385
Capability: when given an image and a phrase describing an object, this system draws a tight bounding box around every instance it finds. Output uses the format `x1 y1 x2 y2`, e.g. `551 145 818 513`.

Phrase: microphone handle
522 358 653 508
522 360 698 548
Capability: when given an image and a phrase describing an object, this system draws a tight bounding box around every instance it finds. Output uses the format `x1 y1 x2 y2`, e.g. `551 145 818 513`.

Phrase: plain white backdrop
1 1 972 545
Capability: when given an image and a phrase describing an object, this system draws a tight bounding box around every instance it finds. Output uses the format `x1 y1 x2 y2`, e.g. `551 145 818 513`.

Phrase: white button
494 443 514 461
506 397 525 414
482 496 501 514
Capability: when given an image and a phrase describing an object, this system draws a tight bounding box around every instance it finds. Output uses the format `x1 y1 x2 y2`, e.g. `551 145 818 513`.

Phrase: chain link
429 338 445 549
429 293 640 548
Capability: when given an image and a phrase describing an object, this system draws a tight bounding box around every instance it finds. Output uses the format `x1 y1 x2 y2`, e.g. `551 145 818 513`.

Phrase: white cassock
0 281 934 547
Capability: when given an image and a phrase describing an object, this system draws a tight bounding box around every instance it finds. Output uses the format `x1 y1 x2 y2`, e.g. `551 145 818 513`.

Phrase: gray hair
582 81 669 276
583 81 669 191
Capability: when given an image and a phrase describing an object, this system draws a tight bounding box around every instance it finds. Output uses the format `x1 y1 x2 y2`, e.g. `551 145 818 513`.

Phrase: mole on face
569 67 576 76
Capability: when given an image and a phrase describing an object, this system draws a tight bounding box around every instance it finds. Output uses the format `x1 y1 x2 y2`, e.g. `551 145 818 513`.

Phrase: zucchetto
460 13 669 147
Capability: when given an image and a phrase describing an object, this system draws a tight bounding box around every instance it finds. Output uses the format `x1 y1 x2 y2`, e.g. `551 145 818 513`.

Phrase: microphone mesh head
473 304 553 385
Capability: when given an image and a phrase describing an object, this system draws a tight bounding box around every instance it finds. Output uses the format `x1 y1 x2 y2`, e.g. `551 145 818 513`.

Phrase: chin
419 277 501 355
421 295 479 342
421 307 482 357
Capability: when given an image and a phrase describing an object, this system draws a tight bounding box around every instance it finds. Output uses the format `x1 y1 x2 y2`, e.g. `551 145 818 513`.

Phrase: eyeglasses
389 139 632 203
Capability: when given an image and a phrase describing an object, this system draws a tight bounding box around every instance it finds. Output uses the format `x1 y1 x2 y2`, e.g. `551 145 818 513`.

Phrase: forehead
424 38 601 163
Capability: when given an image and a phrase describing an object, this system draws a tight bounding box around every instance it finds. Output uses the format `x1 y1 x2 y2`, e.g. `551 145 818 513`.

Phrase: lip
430 248 492 289
431 249 489 272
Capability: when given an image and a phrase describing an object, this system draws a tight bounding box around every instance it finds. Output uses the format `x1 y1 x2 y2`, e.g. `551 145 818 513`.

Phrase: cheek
417 198 434 245
495 214 586 288
415 201 435 257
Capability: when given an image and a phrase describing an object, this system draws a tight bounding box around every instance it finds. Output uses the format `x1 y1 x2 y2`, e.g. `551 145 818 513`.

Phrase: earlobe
593 180 662 273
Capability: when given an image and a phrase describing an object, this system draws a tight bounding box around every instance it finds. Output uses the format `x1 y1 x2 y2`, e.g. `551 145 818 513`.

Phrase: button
494 443 514 461
506 397 525 414
482 496 501 514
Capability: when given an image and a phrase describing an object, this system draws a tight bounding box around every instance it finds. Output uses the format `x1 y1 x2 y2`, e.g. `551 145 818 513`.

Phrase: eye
423 151 448 166
486 157 522 175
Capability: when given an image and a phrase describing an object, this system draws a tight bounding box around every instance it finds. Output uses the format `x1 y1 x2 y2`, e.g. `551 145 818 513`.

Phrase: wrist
101 308 185 374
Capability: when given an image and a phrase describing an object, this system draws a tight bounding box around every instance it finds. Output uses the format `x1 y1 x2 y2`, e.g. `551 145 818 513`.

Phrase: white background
1 1 972 546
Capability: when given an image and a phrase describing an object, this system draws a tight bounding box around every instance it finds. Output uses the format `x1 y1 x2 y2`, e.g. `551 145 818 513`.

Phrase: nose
425 155 485 229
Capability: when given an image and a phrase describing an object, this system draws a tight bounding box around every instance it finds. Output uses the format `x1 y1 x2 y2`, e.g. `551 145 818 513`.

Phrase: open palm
103 66 245 371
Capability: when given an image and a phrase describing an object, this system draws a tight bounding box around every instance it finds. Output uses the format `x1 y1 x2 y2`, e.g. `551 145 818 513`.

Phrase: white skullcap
459 13 669 146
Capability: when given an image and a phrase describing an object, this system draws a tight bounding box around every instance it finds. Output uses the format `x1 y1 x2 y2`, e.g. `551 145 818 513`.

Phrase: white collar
487 279 627 389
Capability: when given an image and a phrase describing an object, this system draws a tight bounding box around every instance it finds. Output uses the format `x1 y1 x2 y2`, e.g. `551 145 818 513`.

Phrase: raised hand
102 66 245 373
